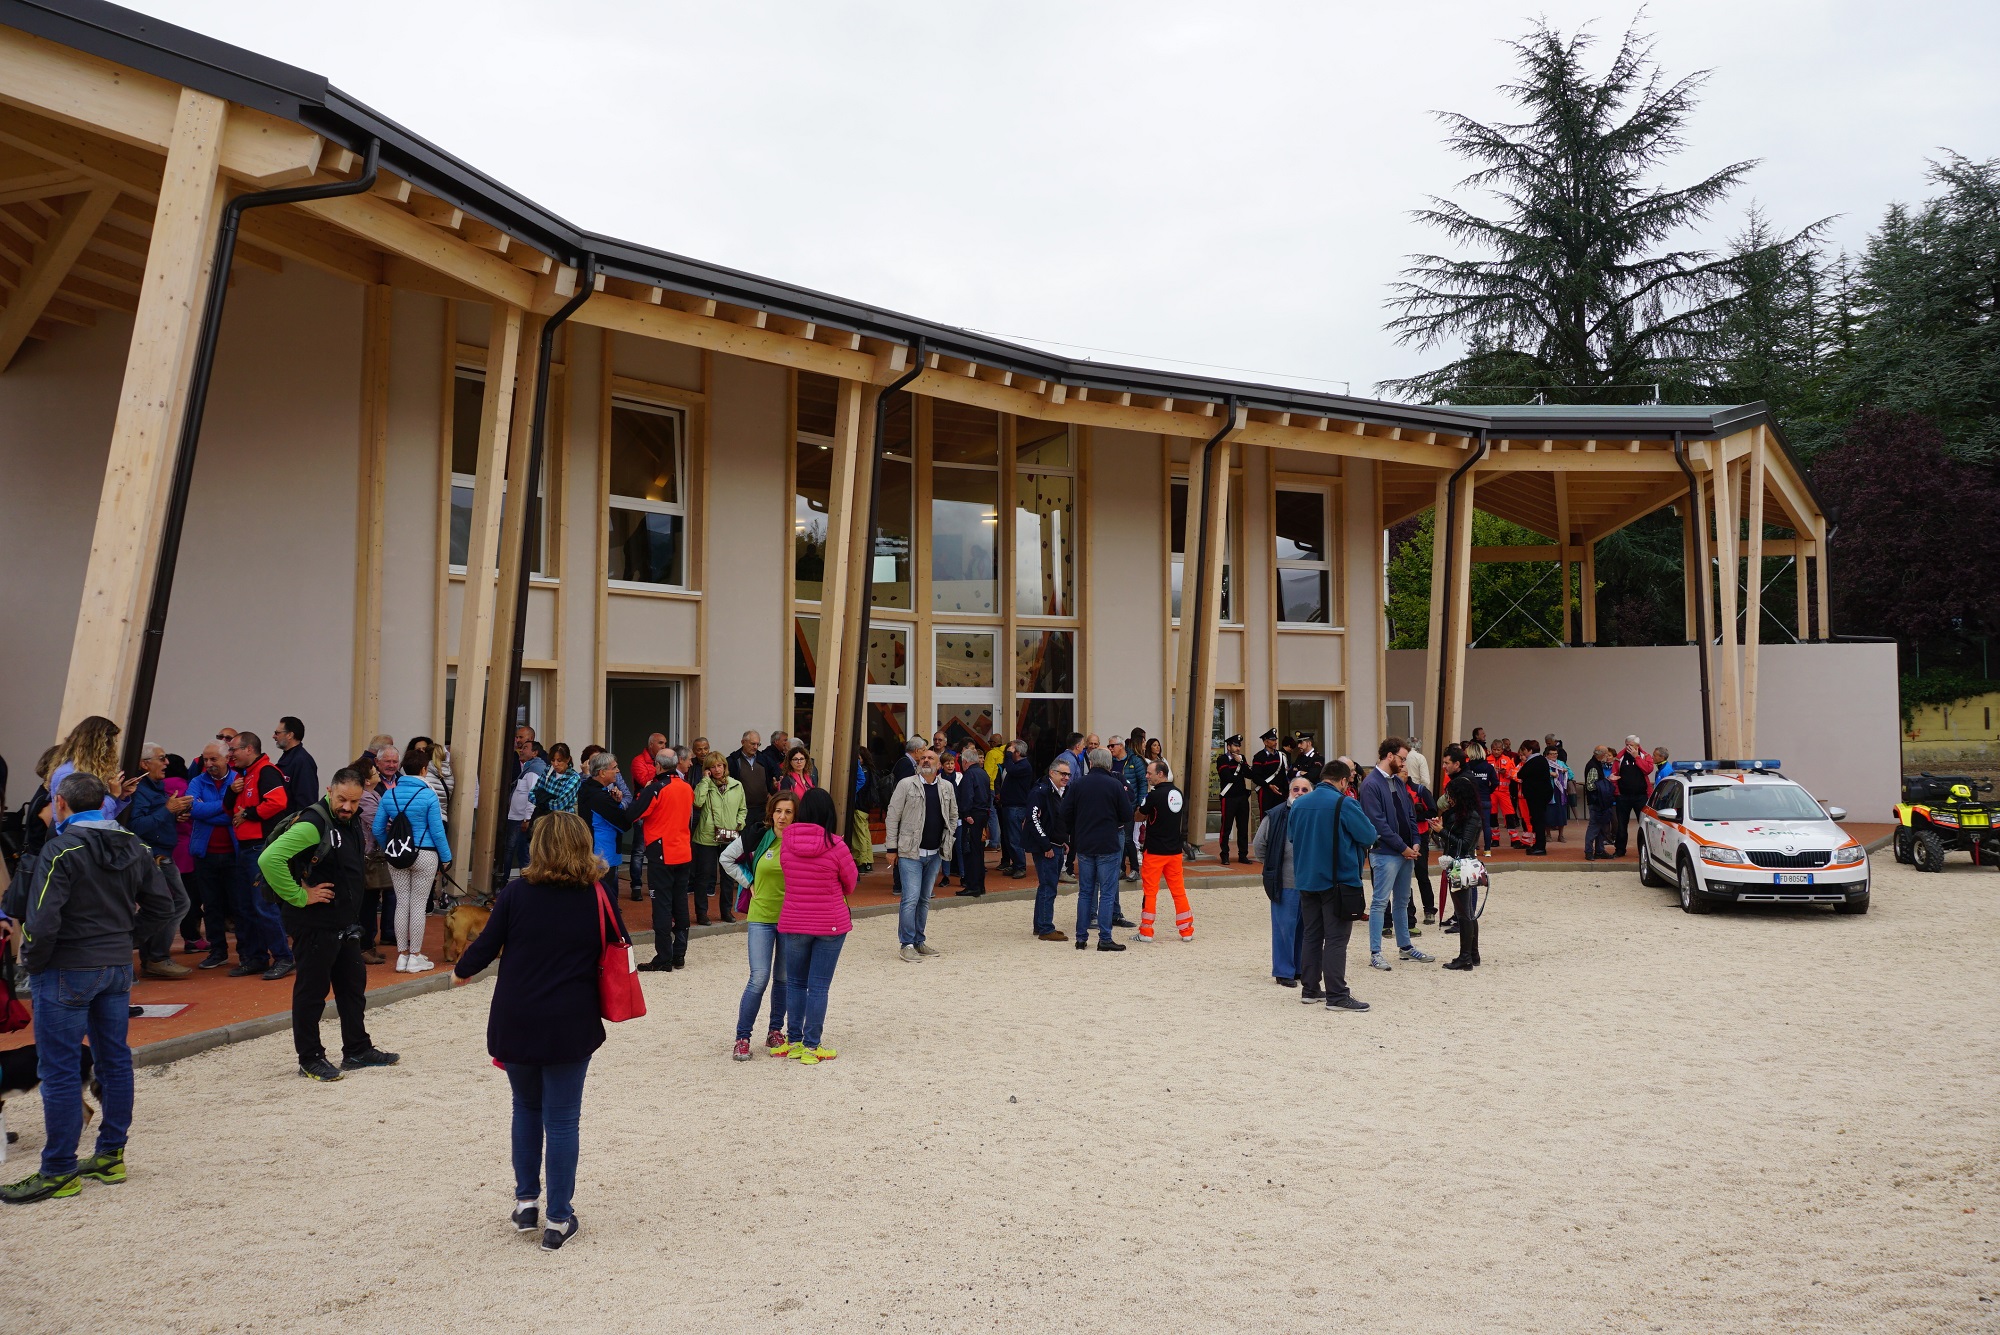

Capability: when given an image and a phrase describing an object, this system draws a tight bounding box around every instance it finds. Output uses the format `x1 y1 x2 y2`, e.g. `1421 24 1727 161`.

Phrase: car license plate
1774 873 1813 885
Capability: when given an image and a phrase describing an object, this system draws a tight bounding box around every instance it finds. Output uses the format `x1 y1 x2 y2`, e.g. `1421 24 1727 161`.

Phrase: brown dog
440 903 491 964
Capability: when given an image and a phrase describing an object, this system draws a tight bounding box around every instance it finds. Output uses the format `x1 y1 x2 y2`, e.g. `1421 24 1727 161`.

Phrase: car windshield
1687 783 1828 822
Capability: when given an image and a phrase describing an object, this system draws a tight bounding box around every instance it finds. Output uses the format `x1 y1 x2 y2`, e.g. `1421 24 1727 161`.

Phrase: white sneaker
407 954 435 972
914 942 940 957
899 945 923 963
1370 953 1392 971
394 954 411 973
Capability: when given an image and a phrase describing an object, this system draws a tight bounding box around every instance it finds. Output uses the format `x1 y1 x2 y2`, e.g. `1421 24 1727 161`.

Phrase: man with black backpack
257 769 399 1082
1611 735 1656 858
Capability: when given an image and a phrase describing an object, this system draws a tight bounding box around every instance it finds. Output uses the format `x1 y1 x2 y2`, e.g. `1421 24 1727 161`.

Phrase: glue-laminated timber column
1179 436 1236 846
1440 471 1478 750
466 312 548 893
1682 502 1699 642
444 305 526 877
58 89 227 738
1710 447 1745 759
350 283 392 756
811 380 873 820
1813 514 1832 640
1421 475 1452 753
1795 533 1813 643
1555 473 1574 644
1580 540 1598 645
1741 430 1768 754
1689 460 1720 754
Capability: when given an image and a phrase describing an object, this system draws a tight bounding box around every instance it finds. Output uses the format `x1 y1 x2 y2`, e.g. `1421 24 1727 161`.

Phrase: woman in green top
723 790 796 1061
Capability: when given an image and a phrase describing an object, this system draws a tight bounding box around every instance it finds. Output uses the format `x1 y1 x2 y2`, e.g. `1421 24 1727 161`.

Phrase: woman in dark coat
1434 747 1485 970
454 811 628 1252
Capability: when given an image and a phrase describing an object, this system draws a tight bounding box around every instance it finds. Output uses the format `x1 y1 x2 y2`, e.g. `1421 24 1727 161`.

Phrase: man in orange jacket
635 747 693 971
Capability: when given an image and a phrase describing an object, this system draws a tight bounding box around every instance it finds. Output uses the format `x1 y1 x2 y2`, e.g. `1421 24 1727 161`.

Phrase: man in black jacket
1517 739 1554 855
727 731 775 854
273 716 319 815
995 742 1037 878
1022 759 1071 940
1215 734 1251 865
1060 749 1135 952
951 743 991 898
1249 728 1289 821
258 769 400 1082
2 771 176 1204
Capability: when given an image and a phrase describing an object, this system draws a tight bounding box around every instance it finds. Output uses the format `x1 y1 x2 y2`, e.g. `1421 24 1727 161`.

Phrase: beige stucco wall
1383 642 1900 819
1085 428 1168 740
702 352 789 742
375 288 446 745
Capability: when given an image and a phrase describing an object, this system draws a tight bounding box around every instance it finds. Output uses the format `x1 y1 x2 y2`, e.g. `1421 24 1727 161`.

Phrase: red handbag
0 972 28 1034
594 881 646 1023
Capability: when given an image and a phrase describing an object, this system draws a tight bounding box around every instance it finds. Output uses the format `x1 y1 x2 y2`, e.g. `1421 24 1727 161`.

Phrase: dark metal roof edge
1 0 1804 464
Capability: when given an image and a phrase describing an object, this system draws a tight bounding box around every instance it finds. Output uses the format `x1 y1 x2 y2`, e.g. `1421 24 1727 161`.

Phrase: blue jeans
1033 847 1063 933
1368 850 1415 955
1000 806 1028 871
500 823 531 881
505 1058 590 1223
232 837 292 964
895 851 941 947
782 932 847 1049
1075 851 1122 945
735 922 790 1042
1270 884 1302 979
30 965 134 1177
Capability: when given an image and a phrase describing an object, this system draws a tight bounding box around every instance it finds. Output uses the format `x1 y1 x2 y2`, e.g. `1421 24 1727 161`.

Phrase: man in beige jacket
884 749 957 962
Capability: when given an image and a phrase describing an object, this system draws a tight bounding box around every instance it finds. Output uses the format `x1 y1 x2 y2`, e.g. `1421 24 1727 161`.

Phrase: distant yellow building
1904 693 2000 765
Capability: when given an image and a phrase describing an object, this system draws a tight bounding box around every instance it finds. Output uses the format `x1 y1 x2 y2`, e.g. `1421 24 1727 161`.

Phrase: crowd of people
0 703 1670 1245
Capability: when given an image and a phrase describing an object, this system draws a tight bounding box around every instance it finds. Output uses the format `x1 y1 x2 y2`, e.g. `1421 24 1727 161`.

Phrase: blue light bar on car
1680 759 1783 772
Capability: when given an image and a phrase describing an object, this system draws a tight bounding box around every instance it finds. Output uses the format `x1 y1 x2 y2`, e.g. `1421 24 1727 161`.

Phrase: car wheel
1912 830 1947 873
1892 828 1914 864
1638 832 1665 887
1835 892 1870 915
1678 857 1714 914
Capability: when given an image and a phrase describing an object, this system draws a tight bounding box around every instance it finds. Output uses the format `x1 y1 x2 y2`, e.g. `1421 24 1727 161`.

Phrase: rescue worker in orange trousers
1135 759 1193 942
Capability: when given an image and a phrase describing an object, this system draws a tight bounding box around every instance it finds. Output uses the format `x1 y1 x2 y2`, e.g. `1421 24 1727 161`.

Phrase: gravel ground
5 857 1996 1334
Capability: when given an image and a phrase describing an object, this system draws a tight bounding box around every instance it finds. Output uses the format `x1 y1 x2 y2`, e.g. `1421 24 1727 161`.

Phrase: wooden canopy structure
0 0 1831 883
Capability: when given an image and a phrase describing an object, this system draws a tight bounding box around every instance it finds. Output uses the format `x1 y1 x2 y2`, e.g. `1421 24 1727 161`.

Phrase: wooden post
1421 475 1450 751
1711 451 1744 758
467 313 548 893
444 305 525 878
1580 540 1598 645
812 380 872 817
350 283 391 756
1690 463 1718 753
1167 443 1210 773
1795 538 1812 642
1439 471 1477 749
1813 514 1832 639
1182 437 1235 845
58 90 227 738
1555 473 1573 644
1681 501 1698 642
1741 430 1767 754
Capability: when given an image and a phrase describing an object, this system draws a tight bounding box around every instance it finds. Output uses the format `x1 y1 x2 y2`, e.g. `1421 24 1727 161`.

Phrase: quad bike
1893 773 1999 872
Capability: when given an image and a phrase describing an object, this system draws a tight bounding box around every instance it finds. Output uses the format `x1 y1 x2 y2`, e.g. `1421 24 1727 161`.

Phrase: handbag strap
594 879 612 950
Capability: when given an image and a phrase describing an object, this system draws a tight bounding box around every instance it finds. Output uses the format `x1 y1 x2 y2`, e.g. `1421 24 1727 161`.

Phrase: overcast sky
150 0 2000 398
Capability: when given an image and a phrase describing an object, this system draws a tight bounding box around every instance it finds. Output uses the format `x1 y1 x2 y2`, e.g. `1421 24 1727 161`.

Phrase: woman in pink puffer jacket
775 789 857 1064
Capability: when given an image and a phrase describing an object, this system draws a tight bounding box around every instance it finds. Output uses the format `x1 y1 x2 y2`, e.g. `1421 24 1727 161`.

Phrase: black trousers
648 857 692 966
291 925 372 1062
1219 794 1251 862
189 850 236 956
1412 832 1435 914
956 822 987 895
1297 891 1354 1000
1612 798 1643 855
1451 885 1481 963
1527 799 1550 853
690 841 722 923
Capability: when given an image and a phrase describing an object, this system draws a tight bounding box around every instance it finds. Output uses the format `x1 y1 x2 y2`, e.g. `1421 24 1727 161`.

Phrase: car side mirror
1655 807 1678 823
1823 804 1847 822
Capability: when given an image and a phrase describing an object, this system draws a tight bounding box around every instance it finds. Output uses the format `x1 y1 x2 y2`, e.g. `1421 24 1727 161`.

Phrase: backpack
381 783 420 870
261 802 335 894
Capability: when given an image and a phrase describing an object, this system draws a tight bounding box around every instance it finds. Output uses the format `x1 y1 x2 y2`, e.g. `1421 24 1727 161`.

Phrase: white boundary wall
1384 643 1900 822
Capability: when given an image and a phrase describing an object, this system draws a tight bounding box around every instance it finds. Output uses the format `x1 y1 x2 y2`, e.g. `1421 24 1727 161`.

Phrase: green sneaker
0 1171 82 1204
78 1148 126 1185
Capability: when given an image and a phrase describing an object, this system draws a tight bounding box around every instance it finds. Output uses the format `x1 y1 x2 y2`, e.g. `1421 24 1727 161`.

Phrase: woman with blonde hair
46 715 134 819
452 811 629 1252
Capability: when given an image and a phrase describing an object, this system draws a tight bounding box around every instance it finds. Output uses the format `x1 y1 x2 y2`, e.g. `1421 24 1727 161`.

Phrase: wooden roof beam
0 171 90 205
406 192 464 230
0 184 115 369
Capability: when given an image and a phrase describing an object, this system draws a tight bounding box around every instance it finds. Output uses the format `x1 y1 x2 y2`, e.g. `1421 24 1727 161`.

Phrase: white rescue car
1635 761 1870 914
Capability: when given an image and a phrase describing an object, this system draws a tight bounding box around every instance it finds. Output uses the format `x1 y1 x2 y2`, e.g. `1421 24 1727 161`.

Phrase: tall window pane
1015 472 1074 616
451 370 544 574
874 457 912 609
1274 486 1333 624
935 630 996 689
932 467 998 614
1015 630 1074 695
1168 477 1233 621
1015 699 1074 774
1274 489 1326 562
794 442 832 601
607 400 686 586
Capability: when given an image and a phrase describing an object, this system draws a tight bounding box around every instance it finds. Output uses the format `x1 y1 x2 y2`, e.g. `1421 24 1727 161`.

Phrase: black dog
0 1045 99 1161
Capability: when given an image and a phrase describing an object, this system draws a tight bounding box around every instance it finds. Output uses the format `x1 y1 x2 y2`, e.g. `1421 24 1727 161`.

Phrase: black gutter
121 139 380 775
840 340 927 840
494 255 597 839
1673 432 1716 762
1430 430 1488 764
1181 397 1237 854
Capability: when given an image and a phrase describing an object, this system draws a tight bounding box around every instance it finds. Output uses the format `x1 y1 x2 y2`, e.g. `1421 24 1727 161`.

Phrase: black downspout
121 141 382 774
1673 432 1715 760
1180 396 1237 856
1430 429 1488 764
492 256 597 861
840 339 927 840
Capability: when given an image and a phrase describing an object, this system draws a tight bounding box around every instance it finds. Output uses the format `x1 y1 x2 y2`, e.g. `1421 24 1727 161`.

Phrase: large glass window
1279 696 1331 760
1015 425 1075 617
607 398 686 587
934 629 998 753
792 615 820 748
450 369 545 575
793 441 832 602
1169 477 1235 622
1275 485 1332 624
931 401 999 615
875 392 914 610
1015 629 1076 772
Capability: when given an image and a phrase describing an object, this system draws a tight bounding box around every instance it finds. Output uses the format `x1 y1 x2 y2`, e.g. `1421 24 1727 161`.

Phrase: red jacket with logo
233 754 290 843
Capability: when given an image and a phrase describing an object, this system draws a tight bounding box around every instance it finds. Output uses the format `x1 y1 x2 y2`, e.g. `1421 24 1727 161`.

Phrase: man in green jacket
691 752 747 925
258 769 400 1082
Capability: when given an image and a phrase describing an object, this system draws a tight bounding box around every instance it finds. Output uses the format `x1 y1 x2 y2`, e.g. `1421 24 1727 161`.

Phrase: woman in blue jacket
373 750 453 974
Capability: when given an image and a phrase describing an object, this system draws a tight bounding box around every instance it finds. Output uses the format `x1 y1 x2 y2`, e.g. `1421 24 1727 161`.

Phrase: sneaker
1121 872 1139 882
768 1041 799 1058
185 938 211 954
406 954 435 973
913 942 940 957
1275 977 1299 988
341 1048 401 1070
1326 995 1371 1012
541 1214 578 1252
393 954 410 973
795 1046 837 1066
261 960 296 981
298 1056 345 1082
1400 947 1436 963
227 958 270 978
197 952 231 970
77 1147 126 1184
1407 923 1423 937
764 1030 786 1051
1096 941 1127 952
1370 954 1392 971
141 958 192 980
1177 933 1194 943
1112 916 1136 929
899 945 923 963
1300 990 1325 1004
1132 933 1155 943
732 1039 753 1061
1074 940 1088 951
512 1200 539 1233
0 1170 80 1204
1423 911 1437 925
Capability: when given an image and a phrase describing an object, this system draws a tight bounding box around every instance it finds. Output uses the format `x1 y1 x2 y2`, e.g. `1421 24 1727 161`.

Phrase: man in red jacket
224 732 295 979
635 747 694 972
